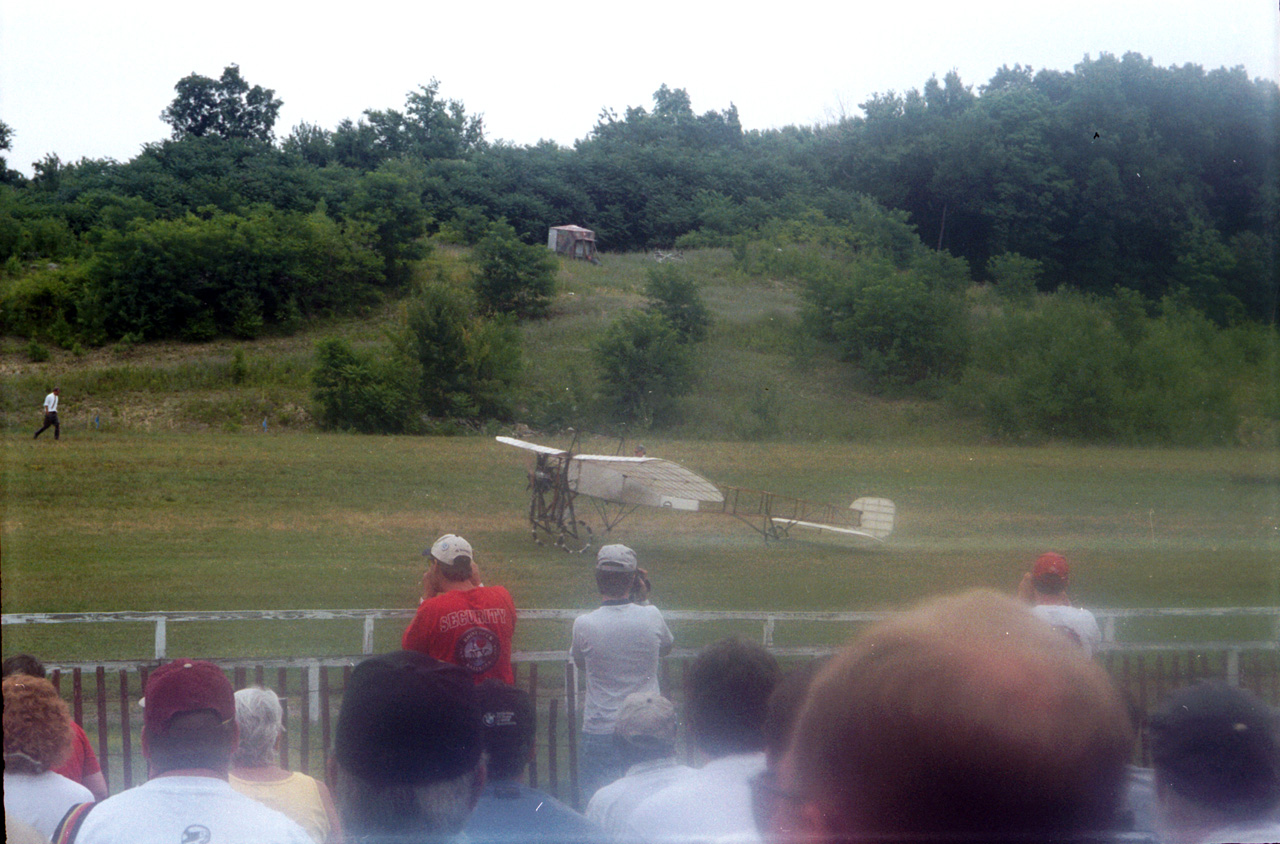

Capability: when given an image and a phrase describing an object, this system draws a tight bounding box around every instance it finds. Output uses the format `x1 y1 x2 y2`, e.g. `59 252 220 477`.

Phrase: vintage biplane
496 435 895 552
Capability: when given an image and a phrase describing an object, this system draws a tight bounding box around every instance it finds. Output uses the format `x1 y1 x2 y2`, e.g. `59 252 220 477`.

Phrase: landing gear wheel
555 521 593 554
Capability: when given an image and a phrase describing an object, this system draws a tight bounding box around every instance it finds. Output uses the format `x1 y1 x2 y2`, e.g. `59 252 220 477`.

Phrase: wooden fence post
277 668 289 769
548 697 559 800
300 665 311 774
95 666 109 779
72 668 84 727
119 669 132 790
565 661 578 808
528 663 539 789
319 667 332 782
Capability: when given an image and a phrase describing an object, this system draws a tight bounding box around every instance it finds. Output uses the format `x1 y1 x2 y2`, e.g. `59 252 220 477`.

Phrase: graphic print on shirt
181 825 212 844
455 627 501 674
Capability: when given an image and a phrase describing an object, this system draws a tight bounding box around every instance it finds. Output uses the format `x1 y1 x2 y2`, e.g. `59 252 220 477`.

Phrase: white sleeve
653 606 674 648
570 616 585 661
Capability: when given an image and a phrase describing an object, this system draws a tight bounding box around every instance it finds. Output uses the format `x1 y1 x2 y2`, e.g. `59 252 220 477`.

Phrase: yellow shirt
229 771 330 843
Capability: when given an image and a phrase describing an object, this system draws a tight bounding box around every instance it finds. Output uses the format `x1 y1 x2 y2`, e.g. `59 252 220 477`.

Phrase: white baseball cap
427 534 473 566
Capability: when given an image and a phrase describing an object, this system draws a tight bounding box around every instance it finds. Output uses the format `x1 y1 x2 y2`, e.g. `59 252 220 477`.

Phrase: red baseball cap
1033 552 1070 581
142 659 235 735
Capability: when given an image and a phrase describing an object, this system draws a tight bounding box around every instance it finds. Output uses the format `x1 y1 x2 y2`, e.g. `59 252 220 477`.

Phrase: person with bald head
770 589 1134 844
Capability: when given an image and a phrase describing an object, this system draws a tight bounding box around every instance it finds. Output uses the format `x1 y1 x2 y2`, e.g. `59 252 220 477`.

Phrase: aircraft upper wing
495 436 568 457
570 455 725 509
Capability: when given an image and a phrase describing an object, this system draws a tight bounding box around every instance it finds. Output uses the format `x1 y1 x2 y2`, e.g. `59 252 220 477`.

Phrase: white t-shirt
75 775 314 844
3 770 94 840
1032 604 1103 656
627 752 766 844
585 756 695 837
571 602 674 735
44 392 59 413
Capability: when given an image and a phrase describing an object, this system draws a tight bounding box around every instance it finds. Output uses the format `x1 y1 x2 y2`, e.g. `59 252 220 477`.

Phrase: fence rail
4 606 1277 810
5 606 1278 659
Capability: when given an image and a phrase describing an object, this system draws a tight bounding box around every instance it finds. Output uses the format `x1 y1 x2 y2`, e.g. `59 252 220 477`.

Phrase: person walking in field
402 534 517 684
34 387 60 440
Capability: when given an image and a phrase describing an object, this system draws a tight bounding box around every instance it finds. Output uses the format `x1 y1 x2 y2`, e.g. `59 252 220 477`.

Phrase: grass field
4 430 1277 662
2 247 1277 663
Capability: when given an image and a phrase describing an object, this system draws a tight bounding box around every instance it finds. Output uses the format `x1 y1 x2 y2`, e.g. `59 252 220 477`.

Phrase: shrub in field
594 310 694 428
802 252 970 391
957 291 1241 444
0 265 80 337
398 282 522 419
469 221 557 319
644 263 711 343
310 337 417 434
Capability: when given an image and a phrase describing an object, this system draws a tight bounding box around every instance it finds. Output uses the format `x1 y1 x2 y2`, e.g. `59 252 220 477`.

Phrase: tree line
3 53 1276 335
0 56 1276 443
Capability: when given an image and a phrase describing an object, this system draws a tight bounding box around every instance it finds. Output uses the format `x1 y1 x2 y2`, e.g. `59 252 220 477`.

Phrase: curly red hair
3 673 72 773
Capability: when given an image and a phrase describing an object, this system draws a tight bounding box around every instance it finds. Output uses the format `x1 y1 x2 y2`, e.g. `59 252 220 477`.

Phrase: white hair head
232 686 282 767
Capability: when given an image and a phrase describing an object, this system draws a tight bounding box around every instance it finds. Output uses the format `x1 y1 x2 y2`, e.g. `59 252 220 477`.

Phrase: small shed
547 225 599 263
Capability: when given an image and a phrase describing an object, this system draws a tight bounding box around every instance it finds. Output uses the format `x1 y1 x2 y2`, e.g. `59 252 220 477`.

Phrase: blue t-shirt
464 780 605 844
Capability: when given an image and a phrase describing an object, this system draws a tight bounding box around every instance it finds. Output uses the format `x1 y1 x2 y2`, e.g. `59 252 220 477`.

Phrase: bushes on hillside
311 282 522 432
800 250 971 392
594 310 694 428
956 291 1240 444
468 221 557 318
644 264 711 343
398 282 522 419
80 208 383 341
0 265 81 340
311 338 418 434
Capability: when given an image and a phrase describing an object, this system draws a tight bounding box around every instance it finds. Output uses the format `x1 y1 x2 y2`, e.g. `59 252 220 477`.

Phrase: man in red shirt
402 534 517 684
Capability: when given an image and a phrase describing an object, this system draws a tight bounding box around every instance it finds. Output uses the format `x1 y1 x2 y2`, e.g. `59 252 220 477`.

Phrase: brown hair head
3 673 72 773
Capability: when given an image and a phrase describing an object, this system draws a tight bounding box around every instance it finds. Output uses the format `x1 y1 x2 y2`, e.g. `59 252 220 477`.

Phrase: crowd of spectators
4 545 1278 844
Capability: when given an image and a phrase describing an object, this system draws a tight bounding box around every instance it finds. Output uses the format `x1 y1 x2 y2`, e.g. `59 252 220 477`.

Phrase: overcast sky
2 1 1277 177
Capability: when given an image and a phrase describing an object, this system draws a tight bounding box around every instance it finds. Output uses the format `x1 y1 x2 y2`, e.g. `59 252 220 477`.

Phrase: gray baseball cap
595 544 638 572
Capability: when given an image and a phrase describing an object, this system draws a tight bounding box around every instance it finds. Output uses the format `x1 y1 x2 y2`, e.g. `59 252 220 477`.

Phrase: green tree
398 283 522 419
363 79 485 162
643 264 711 342
347 158 431 288
161 64 283 141
594 310 694 428
957 291 1239 443
804 254 969 391
469 221 557 318
987 252 1043 301
0 119 21 185
311 338 417 433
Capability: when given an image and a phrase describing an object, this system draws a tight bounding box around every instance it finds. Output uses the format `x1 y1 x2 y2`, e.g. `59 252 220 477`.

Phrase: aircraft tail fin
851 497 895 540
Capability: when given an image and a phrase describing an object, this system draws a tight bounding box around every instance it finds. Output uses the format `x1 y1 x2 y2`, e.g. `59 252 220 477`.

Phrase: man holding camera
403 534 517 685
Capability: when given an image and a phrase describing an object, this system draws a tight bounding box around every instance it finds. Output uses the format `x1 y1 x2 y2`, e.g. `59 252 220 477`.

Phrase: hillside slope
2 246 983 443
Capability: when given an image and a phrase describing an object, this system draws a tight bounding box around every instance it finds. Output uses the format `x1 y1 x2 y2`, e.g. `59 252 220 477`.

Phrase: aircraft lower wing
570 456 725 509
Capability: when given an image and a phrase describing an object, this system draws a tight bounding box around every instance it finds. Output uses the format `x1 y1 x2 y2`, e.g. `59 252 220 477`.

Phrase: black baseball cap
475 679 534 764
335 651 482 786
1150 680 1280 816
